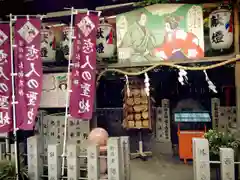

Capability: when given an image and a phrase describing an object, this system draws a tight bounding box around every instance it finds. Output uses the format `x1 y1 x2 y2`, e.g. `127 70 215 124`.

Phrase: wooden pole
235 56 240 175
234 4 239 55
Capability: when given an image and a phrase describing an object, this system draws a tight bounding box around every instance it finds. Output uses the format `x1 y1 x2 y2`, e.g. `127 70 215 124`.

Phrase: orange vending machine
174 112 211 164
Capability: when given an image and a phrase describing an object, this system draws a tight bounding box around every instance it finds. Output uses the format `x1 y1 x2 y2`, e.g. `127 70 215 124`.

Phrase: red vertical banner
69 13 99 119
14 18 42 130
0 24 12 132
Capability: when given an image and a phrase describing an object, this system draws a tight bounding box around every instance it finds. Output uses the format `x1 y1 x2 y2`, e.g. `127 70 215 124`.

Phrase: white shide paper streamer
125 75 130 97
203 70 217 93
178 69 188 85
144 72 150 96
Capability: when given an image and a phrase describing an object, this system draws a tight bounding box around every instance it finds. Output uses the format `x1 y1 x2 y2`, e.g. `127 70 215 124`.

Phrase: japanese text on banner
69 13 99 120
14 18 42 130
0 24 12 132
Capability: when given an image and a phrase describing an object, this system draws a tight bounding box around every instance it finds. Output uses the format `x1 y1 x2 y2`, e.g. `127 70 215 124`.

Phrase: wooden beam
95 2 135 11
95 3 220 12
95 3 221 24
45 10 72 18
45 9 88 19
202 3 220 9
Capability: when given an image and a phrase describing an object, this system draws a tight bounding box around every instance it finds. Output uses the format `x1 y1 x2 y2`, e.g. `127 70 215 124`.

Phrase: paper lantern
60 26 73 60
88 128 108 174
96 23 116 58
88 128 109 147
209 8 233 50
40 27 56 62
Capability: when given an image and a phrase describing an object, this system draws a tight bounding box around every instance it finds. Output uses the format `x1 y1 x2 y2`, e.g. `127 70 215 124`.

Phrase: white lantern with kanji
40 27 56 62
96 23 116 58
209 8 233 50
60 26 74 60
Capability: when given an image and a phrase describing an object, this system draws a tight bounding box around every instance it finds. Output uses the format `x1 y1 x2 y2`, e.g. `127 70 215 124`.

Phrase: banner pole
61 7 75 177
9 14 20 180
5 134 10 160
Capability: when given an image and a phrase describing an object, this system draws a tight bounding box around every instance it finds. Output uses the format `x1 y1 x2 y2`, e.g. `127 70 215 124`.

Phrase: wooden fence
4 135 130 180
193 138 235 180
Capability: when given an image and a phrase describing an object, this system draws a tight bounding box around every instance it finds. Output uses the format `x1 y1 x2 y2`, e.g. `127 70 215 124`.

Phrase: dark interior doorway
96 65 235 152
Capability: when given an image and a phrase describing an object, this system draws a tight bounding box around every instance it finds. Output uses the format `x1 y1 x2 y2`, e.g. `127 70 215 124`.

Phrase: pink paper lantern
88 128 109 147
88 128 108 174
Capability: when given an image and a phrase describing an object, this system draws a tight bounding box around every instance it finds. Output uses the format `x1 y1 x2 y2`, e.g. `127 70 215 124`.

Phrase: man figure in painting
119 12 156 60
151 15 204 60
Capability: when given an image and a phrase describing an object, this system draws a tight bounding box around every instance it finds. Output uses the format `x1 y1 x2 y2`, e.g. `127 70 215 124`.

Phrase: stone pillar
10 143 24 162
192 138 210 180
120 136 130 180
161 99 171 141
107 137 122 180
48 144 61 180
87 143 99 180
27 136 43 180
153 100 172 156
211 98 220 130
0 142 6 160
220 148 235 180
67 144 80 180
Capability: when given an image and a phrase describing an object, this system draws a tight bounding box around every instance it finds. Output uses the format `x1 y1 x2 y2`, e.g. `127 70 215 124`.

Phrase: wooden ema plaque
122 80 152 129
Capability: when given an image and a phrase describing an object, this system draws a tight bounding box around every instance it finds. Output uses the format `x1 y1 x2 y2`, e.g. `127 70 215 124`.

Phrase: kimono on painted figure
152 15 204 60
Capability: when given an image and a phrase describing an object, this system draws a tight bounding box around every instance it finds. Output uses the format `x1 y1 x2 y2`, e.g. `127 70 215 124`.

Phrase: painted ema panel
116 4 204 66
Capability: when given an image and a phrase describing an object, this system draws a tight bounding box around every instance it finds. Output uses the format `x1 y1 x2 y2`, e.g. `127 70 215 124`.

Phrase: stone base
151 140 173 157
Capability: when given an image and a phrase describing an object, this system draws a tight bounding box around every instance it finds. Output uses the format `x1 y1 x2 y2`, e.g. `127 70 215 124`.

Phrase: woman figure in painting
57 76 67 91
26 28 36 43
120 12 156 56
59 83 67 91
152 15 204 60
